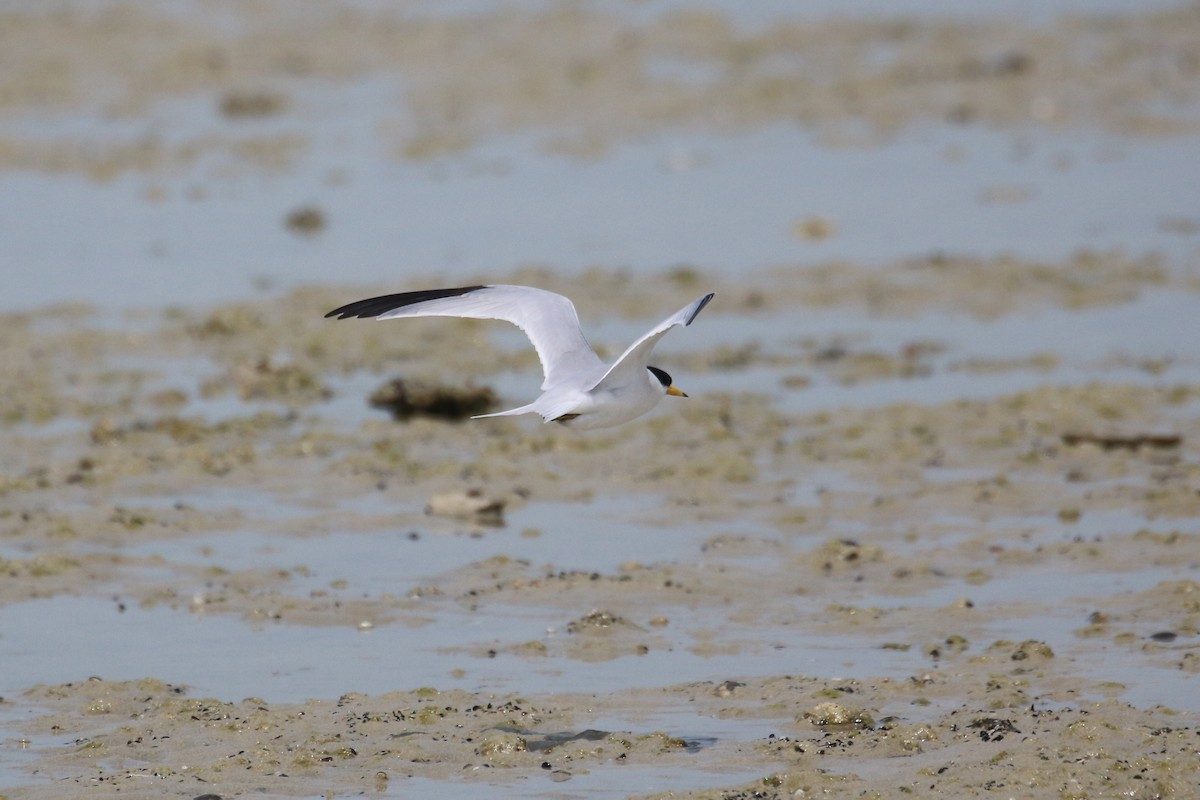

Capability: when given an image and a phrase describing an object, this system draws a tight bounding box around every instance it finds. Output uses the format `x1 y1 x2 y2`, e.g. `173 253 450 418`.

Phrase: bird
326 284 714 429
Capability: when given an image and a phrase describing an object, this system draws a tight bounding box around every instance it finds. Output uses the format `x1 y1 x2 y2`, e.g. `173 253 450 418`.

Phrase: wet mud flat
2 255 1199 798
2 1 1198 173
2 0 1200 797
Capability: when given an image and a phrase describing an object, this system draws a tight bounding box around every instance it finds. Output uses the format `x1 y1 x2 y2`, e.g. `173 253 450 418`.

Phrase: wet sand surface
2 2 1200 798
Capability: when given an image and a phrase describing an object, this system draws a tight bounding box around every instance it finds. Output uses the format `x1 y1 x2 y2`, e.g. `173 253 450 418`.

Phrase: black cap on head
647 366 673 389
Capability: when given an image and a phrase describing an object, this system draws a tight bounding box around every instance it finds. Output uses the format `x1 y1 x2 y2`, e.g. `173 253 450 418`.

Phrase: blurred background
2 0 1197 312
3 4 1200 797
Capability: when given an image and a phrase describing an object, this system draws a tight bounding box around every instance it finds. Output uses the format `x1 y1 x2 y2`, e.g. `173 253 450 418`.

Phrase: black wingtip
685 292 715 326
325 285 488 319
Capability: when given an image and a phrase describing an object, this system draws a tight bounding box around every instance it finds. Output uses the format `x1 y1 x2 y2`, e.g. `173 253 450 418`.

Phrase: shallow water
4 117 1198 313
3 487 1195 702
3 1 1199 797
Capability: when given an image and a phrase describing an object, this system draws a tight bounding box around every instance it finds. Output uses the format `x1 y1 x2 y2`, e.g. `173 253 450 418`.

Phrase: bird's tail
471 403 540 421
473 393 579 424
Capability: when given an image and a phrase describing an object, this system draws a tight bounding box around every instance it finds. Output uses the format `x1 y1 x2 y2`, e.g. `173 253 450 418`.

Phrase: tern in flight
326 285 714 429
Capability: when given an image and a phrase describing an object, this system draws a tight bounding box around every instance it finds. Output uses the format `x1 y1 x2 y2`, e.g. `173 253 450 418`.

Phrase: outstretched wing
590 293 714 392
326 285 604 390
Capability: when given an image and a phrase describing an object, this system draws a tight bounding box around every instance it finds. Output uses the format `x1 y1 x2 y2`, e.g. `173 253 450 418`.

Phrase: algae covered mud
4 263 1199 799
3 0 1200 798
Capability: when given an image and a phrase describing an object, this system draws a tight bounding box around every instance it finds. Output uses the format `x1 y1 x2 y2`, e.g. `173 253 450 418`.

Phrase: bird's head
648 366 687 398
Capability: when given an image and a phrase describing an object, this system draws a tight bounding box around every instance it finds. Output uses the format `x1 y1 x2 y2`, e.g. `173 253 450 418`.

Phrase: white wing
591 293 714 392
326 285 604 390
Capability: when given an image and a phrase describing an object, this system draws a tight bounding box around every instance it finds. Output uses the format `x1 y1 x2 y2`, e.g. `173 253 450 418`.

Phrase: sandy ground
3 261 1198 799
2 2 1198 174
2 2 1200 798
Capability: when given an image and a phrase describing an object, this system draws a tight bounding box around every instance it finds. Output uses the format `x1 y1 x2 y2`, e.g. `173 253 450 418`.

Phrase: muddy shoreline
3 2 1200 798
4 257 1199 798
